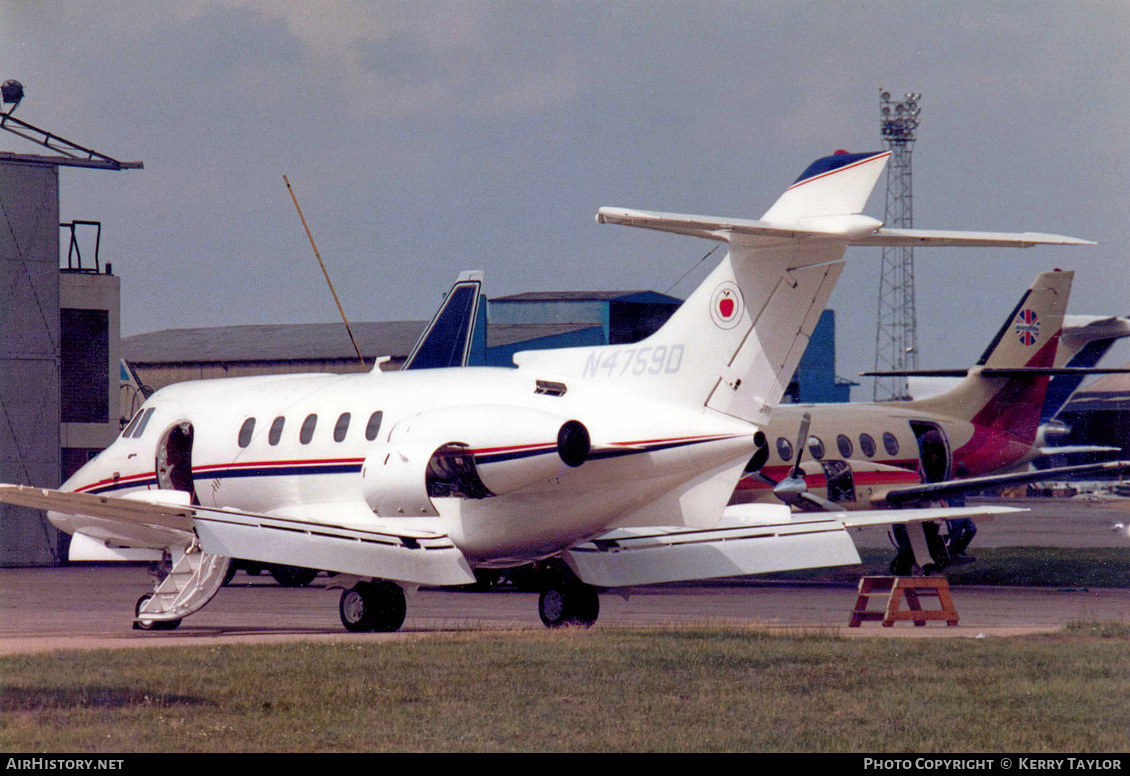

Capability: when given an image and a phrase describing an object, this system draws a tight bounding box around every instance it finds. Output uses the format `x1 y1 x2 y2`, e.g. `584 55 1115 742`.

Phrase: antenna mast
284 175 366 368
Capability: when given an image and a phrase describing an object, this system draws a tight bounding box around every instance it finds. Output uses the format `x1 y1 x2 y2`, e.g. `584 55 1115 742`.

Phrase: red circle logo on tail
710 282 743 329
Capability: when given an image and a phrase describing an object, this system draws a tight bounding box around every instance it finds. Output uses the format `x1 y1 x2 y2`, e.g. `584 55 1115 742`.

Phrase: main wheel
339 580 407 633
538 582 599 629
132 594 182 631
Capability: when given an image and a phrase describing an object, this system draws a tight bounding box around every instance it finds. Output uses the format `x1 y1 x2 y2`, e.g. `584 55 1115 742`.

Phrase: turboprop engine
767 458 923 510
741 416 923 511
360 406 591 517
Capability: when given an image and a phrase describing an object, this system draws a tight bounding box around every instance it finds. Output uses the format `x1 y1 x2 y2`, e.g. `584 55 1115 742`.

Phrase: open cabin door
909 420 951 484
156 422 198 505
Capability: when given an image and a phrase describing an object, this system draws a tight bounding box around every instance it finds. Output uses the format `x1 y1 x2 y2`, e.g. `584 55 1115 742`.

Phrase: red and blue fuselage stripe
72 434 743 494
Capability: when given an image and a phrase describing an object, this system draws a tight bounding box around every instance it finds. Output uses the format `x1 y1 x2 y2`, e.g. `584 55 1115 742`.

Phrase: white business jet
0 150 1093 632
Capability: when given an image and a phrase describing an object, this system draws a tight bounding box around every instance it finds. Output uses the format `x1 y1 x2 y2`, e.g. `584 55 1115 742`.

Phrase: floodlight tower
872 89 922 401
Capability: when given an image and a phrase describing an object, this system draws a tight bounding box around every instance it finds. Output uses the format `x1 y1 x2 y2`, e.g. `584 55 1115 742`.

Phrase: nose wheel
339 580 407 632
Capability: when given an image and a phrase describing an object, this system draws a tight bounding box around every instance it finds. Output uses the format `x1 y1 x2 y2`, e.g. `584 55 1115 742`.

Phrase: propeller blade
789 412 812 480
771 412 840 512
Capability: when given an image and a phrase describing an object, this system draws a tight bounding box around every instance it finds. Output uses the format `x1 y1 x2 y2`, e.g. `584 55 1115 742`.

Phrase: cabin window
334 412 351 443
300 414 318 444
807 436 825 460
238 418 255 448
775 436 793 462
132 407 156 438
859 433 876 458
836 434 853 458
883 432 900 456
269 417 286 446
365 411 384 441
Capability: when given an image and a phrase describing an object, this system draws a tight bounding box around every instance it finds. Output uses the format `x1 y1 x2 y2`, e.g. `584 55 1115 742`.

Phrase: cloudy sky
2 1 1127 397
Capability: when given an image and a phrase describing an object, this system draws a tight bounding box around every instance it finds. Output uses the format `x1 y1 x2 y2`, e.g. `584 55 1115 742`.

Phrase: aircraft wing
1038 445 1122 456
881 460 1130 507
563 502 1022 588
0 484 195 531
862 367 1130 378
190 505 475 586
0 484 476 586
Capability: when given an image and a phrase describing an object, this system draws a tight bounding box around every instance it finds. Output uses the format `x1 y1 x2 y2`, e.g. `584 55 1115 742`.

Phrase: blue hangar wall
477 291 853 404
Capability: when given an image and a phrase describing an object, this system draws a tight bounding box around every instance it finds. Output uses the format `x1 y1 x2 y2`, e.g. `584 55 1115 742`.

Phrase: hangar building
122 291 855 405
1053 374 1130 463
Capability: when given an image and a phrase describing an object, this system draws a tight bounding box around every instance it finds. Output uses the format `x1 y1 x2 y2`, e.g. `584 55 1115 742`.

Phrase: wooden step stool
849 576 959 627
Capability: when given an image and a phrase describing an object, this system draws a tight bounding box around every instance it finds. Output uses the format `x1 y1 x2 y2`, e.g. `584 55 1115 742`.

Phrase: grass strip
3 626 1129 752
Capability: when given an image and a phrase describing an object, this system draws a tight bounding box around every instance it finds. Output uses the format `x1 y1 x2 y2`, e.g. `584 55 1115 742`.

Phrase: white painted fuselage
58 364 755 564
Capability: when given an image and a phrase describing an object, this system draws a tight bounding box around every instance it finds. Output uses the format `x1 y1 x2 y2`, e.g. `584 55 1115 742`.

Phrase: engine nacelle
360 407 591 516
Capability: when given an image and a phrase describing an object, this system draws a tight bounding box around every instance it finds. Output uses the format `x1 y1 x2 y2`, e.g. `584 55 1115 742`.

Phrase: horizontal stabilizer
852 228 1095 247
597 211 1093 249
595 207 883 243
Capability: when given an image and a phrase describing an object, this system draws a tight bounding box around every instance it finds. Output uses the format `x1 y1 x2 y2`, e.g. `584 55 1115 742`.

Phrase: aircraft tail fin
898 270 1073 445
760 151 892 224
1041 315 1130 422
517 151 892 426
518 153 1090 429
399 271 486 371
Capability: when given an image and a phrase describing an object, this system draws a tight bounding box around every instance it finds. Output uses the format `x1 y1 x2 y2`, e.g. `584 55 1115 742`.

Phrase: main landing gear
339 580 408 633
335 567 602 633
889 519 977 576
538 582 600 628
537 566 600 629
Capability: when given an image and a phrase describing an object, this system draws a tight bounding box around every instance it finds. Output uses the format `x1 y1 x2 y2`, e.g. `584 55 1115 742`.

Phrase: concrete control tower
0 81 142 565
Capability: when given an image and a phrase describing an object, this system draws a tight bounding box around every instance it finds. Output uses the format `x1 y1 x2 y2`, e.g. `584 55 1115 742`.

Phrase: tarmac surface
2 497 1129 654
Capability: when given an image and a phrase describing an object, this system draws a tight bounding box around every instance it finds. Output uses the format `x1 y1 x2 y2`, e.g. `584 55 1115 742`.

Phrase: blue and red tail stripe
790 151 890 189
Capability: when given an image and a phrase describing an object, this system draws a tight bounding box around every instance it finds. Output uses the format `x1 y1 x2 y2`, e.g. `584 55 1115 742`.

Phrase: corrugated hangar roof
123 321 601 365
486 323 599 347
123 321 428 365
